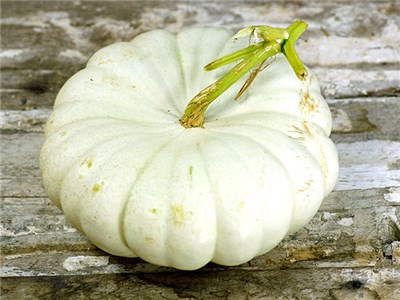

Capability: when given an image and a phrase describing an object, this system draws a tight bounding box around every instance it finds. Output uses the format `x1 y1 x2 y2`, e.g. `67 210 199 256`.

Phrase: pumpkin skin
40 27 339 270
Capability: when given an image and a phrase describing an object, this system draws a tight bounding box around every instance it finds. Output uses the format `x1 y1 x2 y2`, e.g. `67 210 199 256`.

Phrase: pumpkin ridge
199 130 293 264
203 133 266 260
127 30 185 116
196 141 220 265
196 139 221 261
120 135 181 260
159 133 216 269
174 32 188 112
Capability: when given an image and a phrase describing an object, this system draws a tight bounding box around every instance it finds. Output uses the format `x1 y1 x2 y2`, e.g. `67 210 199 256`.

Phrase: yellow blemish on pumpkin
321 155 328 177
288 125 306 142
81 159 93 168
315 139 329 178
302 121 313 136
188 166 193 178
238 200 245 210
150 208 158 215
171 204 192 225
302 123 328 178
298 180 313 192
98 58 112 65
145 237 154 244
289 122 314 142
92 181 104 193
60 131 67 137
101 74 119 87
299 88 320 114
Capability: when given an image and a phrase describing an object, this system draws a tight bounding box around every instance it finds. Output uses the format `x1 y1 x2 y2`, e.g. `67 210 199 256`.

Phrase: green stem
204 44 260 71
282 20 309 80
180 20 308 128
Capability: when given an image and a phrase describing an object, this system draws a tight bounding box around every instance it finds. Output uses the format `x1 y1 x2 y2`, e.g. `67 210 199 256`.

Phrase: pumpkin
40 23 339 270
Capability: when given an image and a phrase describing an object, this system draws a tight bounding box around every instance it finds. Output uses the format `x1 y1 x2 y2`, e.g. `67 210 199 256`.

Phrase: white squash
40 25 338 270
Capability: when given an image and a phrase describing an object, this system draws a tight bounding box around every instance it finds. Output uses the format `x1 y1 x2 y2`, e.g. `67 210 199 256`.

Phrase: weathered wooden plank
1 90 57 111
317 69 400 99
329 97 400 142
0 109 51 133
335 140 400 191
0 197 59 216
2 1 398 40
0 133 44 197
1 232 97 257
1 267 399 300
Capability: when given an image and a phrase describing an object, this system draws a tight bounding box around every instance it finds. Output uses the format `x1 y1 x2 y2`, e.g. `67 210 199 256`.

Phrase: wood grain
1 0 399 299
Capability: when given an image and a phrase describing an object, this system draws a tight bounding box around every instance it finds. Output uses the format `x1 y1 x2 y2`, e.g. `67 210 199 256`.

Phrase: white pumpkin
40 26 339 270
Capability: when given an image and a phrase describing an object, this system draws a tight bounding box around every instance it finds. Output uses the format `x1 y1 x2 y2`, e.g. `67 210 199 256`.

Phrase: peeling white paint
322 211 336 221
335 141 400 191
62 225 78 233
330 108 352 133
58 49 87 61
0 224 38 237
300 34 400 66
0 48 37 67
384 187 400 204
381 19 400 40
319 69 399 97
0 266 39 277
337 217 354 226
383 207 399 227
0 109 51 132
1 10 87 48
0 16 48 28
0 49 26 58
48 16 87 48
323 248 335 256
63 256 109 271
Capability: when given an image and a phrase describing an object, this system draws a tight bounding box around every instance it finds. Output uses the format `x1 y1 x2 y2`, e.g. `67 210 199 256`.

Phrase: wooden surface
1 0 400 299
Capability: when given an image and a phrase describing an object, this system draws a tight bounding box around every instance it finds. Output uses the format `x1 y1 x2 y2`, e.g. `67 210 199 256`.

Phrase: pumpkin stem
180 20 308 128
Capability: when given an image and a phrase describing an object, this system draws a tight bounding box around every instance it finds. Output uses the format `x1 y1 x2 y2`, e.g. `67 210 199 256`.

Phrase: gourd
40 21 339 270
